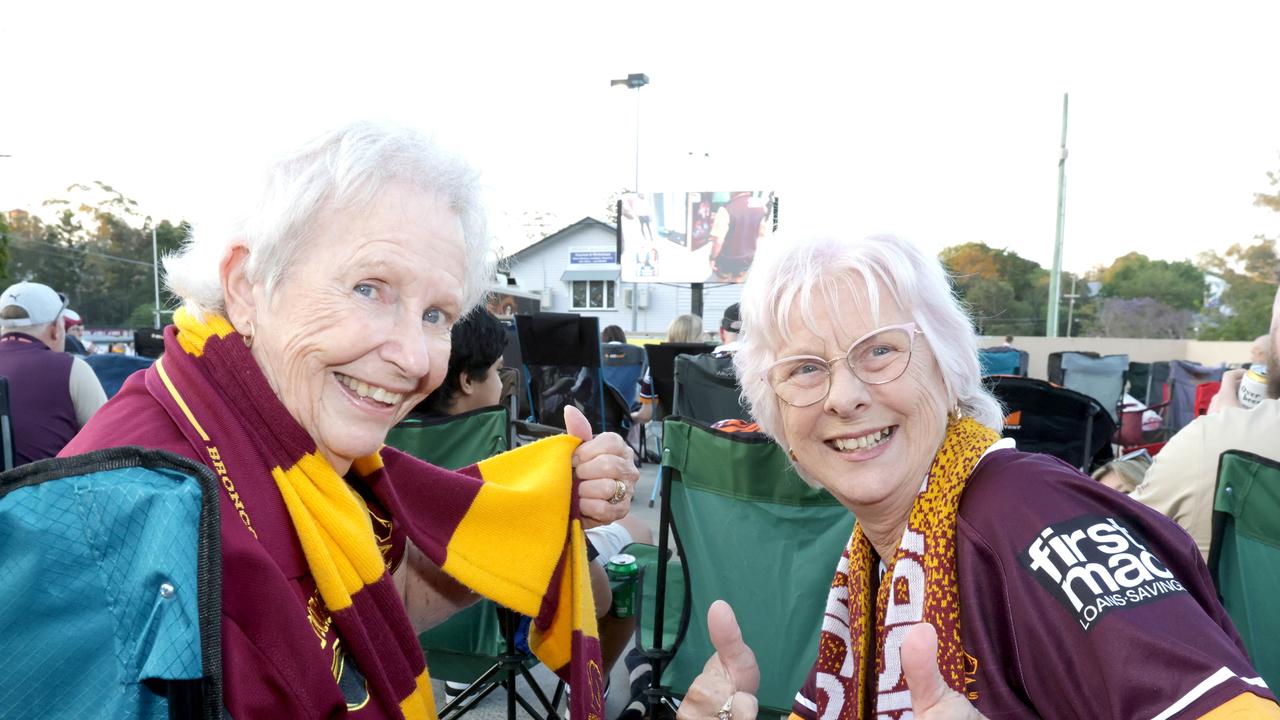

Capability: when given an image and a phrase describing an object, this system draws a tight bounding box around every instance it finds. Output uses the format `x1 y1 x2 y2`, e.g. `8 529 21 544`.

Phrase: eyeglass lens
769 327 914 406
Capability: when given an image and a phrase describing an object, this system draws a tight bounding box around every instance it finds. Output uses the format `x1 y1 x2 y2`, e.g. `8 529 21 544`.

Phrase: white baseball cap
0 282 68 327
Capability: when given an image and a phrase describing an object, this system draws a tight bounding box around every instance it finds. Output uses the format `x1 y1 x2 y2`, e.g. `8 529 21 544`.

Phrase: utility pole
151 224 161 329
611 73 649 333
1064 275 1080 338
1046 93 1069 337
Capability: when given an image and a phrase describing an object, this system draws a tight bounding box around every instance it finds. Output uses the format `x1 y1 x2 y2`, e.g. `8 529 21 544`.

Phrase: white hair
733 231 1003 442
164 121 491 318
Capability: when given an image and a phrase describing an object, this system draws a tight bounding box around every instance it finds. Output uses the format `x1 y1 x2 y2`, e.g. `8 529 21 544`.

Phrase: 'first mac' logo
1018 515 1187 631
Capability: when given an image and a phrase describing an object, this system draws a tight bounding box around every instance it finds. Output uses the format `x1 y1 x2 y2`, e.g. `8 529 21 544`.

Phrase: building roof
506 217 616 264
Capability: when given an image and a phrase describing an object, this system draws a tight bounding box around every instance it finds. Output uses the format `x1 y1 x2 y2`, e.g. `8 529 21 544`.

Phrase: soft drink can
604 553 638 618
1238 366 1268 409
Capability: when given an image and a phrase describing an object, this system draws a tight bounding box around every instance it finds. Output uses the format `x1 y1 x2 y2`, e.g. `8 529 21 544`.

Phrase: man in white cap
0 281 107 465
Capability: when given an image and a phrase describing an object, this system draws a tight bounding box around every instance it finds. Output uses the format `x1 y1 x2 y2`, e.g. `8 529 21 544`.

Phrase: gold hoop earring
787 447 798 462
242 321 255 349
950 404 962 421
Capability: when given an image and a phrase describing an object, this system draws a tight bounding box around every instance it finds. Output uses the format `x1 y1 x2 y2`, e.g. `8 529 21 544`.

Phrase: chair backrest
978 347 1027 377
645 342 714 418
0 448 222 719
1209 450 1280 692
84 353 156 398
1127 361 1171 407
986 375 1116 472
1168 361 1226 433
1047 350 1100 385
385 406 510 471
673 354 749 423
658 418 855 714
383 407 516 683
1060 353 1129 423
0 376 14 471
1195 381 1222 418
516 312 607 433
601 342 647 408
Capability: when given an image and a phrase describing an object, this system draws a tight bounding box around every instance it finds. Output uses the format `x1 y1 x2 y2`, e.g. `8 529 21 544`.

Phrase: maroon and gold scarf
148 309 604 720
807 417 998 719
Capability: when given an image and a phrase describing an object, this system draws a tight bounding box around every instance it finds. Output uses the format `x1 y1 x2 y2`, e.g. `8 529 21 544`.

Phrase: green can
605 553 639 618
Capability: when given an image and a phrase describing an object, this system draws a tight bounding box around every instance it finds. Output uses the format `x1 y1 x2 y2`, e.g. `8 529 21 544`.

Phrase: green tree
1097 252 1205 311
5 182 187 327
1198 239 1278 340
939 242 1052 335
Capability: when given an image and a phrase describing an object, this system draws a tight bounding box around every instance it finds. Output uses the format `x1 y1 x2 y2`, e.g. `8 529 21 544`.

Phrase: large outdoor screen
618 191 776 283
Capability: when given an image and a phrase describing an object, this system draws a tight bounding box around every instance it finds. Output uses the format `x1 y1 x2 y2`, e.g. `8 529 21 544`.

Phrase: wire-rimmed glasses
764 322 921 407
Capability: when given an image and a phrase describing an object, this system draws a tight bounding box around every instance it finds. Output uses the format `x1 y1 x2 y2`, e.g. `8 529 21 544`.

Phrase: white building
502 217 743 340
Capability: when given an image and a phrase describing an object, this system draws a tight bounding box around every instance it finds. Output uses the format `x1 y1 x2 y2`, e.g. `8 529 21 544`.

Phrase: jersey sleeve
956 451 1276 719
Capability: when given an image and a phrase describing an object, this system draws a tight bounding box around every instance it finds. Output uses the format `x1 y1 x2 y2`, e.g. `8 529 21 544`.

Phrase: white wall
505 221 743 339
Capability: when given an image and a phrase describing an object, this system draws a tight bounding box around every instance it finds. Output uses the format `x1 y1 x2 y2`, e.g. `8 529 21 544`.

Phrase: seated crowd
1 121 1276 720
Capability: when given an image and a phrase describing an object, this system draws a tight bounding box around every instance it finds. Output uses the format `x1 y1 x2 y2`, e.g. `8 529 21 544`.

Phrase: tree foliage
1197 239 1278 340
939 242 1053 336
1095 252 1205 311
4 182 187 327
1090 297 1194 338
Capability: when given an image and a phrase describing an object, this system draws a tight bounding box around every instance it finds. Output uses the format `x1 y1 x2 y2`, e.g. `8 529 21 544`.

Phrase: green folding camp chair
641 418 856 719
386 405 564 720
1209 449 1280 692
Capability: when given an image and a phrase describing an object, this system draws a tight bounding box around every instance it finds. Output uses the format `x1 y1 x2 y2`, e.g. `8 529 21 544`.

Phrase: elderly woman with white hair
676 233 1277 719
63 123 638 718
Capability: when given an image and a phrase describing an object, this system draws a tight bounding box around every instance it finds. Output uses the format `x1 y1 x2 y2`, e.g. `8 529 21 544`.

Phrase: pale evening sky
3 1 1279 275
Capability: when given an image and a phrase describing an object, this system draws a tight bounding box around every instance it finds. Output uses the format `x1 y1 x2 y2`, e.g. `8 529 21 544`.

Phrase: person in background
676 231 1275 719
713 303 741 356
0 282 107 465
1131 284 1280 562
708 192 770 283
62 308 89 355
1091 449 1153 494
1001 334 1015 348
415 307 506 418
666 313 705 344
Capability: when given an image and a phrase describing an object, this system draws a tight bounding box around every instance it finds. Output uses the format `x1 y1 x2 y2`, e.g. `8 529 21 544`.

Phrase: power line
9 235 156 268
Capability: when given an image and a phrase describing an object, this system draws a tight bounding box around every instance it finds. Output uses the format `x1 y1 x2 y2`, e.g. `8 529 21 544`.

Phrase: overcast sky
3 1 1279 274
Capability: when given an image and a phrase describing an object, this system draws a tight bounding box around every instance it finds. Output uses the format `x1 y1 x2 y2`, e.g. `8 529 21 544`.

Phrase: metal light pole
611 73 649 333
1046 93 1069 337
152 224 161 329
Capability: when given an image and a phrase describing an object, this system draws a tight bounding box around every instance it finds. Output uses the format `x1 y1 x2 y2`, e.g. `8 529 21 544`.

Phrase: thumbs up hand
903 623 989 720
677 601 760 720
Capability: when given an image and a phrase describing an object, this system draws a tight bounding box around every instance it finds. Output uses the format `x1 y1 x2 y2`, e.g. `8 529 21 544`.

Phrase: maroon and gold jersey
791 449 1275 719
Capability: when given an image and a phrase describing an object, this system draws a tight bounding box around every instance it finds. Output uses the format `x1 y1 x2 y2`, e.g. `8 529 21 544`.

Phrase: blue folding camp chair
1168 360 1226 434
1060 353 1128 423
602 343 647 409
0 448 222 719
978 347 1029 377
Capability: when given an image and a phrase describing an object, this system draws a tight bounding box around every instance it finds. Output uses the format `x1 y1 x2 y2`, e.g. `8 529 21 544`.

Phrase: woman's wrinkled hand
903 623 989 720
678 601 760 720
564 405 639 528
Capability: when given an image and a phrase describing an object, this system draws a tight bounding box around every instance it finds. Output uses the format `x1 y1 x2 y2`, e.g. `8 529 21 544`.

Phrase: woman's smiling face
246 182 466 473
775 277 951 516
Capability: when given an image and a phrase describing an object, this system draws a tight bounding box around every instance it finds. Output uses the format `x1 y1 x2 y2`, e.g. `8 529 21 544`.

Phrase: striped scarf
150 308 604 719
809 417 998 719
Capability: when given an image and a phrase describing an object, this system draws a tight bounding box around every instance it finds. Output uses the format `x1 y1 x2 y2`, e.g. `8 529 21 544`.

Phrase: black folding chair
672 354 748 424
986 375 1116 473
515 312 631 437
0 376 13 471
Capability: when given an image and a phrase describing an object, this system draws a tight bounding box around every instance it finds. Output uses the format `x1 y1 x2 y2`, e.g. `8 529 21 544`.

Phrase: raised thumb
563 404 593 442
707 600 760 694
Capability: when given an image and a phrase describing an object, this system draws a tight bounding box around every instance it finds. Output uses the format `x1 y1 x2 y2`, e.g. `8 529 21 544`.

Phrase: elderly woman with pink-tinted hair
676 231 1276 719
